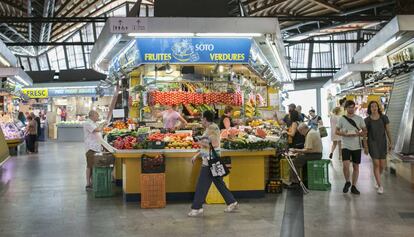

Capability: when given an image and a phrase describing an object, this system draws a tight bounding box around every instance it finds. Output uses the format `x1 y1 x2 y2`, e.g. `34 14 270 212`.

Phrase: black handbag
208 143 230 177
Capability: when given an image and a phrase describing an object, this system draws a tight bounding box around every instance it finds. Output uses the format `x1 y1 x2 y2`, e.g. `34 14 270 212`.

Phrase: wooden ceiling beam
306 0 341 13
52 0 100 31
54 0 71 17
51 0 116 41
249 0 290 15
0 0 27 14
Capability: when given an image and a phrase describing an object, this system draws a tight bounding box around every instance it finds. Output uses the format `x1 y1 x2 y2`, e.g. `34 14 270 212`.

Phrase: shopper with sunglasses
336 100 367 195
364 101 392 194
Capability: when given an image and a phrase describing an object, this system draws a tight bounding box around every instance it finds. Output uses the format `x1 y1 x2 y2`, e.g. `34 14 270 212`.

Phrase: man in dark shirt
281 103 296 126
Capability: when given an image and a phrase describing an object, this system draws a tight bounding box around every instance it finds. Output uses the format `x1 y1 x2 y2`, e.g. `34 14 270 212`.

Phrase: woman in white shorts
329 107 342 159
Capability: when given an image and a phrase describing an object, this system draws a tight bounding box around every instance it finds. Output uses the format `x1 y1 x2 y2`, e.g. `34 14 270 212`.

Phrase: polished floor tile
1 140 414 236
0 142 284 237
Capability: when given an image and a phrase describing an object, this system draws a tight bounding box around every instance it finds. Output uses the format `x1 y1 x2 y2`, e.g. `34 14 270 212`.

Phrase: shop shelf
206 176 230 204
93 167 114 198
140 173 166 209
307 159 331 191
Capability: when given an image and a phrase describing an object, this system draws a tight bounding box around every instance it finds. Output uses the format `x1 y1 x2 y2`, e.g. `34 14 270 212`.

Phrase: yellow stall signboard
22 88 49 98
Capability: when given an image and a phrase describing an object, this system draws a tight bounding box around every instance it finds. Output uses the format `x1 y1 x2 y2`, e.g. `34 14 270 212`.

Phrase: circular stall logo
171 39 200 62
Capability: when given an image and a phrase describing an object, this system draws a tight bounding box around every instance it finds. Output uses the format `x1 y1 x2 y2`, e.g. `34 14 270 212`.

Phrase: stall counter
56 124 84 142
103 141 275 202
0 129 10 166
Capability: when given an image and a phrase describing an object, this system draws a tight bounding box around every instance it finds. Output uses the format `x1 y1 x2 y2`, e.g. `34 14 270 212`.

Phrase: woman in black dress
364 101 393 194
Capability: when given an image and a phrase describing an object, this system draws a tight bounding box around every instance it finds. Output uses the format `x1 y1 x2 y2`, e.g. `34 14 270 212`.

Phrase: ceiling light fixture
127 33 262 38
128 33 195 37
0 55 11 67
266 37 291 82
195 33 262 37
361 36 401 63
95 34 122 67
334 72 353 82
14 75 30 86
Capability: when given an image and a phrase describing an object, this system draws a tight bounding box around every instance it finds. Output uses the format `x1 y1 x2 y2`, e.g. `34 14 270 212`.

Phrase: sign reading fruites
22 89 48 98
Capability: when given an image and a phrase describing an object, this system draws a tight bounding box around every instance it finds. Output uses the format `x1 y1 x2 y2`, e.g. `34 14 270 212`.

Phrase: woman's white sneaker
188 209 204 217
224 202 239 213
377 186 384 194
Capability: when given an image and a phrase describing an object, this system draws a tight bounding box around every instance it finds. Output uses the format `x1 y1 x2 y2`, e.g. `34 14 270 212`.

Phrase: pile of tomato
149 91 242 106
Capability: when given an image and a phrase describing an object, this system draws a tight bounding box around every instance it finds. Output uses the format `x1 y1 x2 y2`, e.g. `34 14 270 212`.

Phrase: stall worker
155 105 188 131
18 112 26 125
289 123 323 187
219 106 235 130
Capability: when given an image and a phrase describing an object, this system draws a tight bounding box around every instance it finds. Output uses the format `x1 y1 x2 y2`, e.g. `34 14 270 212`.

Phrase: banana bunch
143 106 151 113
131 101 140 108
249 120 263 127
245 101 255 118
233 111 241 117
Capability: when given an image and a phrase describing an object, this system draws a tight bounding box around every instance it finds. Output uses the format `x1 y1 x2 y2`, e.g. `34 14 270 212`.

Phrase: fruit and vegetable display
113 135 138 150
107 129 139 143
0 122 23 140
222 137 276 150
112 120 128 129
108 130 201 150
220 119 283 150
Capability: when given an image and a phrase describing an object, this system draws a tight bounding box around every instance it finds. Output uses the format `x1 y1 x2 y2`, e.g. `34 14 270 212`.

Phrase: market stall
0 128 9 166
0 65 33 155
101 121 283 201
350 15 414 184
90 17 290 202
20 82 113 140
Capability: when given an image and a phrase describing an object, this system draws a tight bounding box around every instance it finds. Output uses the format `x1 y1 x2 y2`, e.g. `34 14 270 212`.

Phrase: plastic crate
93 167 113 198
307 159 331 191
141 154 166 173
140 173 166 208
206 176 230 204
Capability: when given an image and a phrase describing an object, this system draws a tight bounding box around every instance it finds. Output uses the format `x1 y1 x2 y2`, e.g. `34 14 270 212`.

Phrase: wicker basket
140 173 166 208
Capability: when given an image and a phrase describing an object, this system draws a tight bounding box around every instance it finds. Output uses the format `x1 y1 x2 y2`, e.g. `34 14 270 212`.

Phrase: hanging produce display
148 91 243 106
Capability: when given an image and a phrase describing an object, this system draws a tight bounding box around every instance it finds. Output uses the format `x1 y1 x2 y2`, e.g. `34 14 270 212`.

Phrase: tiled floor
304 151 414 237
0 141 414 237
0 142 285 237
